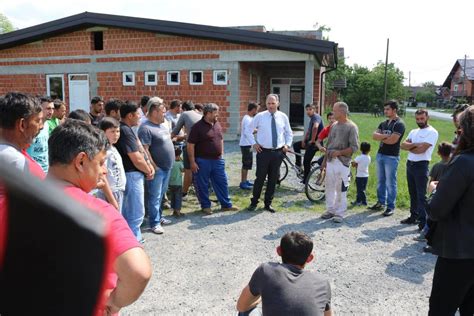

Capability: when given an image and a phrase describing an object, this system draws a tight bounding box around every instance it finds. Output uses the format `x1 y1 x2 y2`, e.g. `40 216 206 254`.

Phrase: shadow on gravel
385 242 436 284
186 210 260 230
357 224 417 243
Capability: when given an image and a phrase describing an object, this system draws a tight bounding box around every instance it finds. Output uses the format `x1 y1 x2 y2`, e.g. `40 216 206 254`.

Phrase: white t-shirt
239 114 254 146
406 126 439 162
0 144 27 172
354 154 371 177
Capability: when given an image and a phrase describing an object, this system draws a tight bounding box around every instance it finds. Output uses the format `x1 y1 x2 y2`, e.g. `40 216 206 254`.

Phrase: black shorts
183 143 190 169
241 146 253 170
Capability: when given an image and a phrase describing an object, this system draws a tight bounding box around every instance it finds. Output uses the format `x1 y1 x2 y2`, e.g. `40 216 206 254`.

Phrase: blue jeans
376 153 400 209
123 171 145 241
168 185 182 210
406 160 429 226
146 168 171 228
193 158 232 209
355 177 368 205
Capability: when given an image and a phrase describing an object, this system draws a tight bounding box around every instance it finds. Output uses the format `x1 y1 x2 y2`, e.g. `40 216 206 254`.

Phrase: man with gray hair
320 102 359 223
138 97 175 234
187 103 237 214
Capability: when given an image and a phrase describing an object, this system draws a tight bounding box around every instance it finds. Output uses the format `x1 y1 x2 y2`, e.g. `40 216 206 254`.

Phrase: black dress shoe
247 204 257 211
264 206 276 213
400 217 418 224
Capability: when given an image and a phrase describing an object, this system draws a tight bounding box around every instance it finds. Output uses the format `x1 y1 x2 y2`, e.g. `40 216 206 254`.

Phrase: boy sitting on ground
236 231 332 316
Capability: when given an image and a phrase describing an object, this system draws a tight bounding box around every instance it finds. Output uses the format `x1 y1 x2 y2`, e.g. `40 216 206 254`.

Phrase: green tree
0 13 15 34
414 81 437 105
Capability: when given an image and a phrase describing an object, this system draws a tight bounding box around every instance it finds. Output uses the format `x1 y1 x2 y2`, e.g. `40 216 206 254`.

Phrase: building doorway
271 78 305 127
68 74 90 112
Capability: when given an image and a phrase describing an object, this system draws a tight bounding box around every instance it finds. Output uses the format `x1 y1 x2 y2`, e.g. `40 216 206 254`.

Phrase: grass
212 114 454 212
177 113 454 215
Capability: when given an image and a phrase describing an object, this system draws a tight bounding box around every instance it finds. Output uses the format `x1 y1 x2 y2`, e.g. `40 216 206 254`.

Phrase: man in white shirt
239 103 259 190
400 109 438 229
245 94 293 213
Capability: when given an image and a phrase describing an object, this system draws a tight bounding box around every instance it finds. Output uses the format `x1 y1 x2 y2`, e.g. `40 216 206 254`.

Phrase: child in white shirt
351 142 371 206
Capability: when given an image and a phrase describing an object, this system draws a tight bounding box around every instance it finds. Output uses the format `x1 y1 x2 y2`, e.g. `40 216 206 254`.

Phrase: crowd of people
0 90 473 315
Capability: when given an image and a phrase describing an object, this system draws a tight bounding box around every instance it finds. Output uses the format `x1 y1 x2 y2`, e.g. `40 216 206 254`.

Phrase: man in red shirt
48 119 152 315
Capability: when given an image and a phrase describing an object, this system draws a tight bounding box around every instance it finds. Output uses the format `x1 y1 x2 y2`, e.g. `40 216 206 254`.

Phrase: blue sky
2 0 473 86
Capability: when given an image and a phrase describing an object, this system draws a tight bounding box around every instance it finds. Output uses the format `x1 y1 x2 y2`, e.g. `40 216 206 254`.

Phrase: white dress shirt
239 114 255 146
247 110 293 149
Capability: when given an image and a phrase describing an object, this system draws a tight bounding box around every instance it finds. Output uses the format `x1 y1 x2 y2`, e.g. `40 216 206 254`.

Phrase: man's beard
417 122 427 128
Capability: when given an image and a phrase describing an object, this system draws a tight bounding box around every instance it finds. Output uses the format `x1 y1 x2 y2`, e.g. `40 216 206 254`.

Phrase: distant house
0 12 338 139
442 59 474 103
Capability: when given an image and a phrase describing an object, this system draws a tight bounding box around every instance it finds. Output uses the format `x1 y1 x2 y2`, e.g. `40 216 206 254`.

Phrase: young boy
415 141 453 249
236 231 332 316
97 117 126 212
169 146 185 217
315 111 336 166
351 142 371 206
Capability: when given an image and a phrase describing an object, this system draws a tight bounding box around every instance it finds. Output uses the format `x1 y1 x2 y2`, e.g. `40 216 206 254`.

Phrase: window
167 71 180 85
144 71 158 86
190 71 203 85
92 31 103 50
213 70 228 85
46 74 64 100
453 84 458 92
122 72 135 86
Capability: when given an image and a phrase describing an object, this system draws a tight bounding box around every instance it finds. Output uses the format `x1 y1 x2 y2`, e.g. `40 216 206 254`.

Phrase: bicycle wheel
305 166 325 202
277 158 289 184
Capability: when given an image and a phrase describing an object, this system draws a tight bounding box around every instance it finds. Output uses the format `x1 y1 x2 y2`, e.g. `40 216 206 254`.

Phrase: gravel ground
122 141 435 315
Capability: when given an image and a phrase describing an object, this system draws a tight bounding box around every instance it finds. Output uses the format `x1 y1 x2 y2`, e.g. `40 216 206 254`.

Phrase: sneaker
202 208 213 215
321 211 335 219
383 208 394 216
139 237 146 244
239 182 252 190
221 206 239 212
160 218 172 225
423 245 434 254
162 202 171 210
400 217 418 225
247 204 257 211
332 215 343 223
245 180 254 186
413 233 426 242
152 225 164 234
368 202 384 211
182 192 188 201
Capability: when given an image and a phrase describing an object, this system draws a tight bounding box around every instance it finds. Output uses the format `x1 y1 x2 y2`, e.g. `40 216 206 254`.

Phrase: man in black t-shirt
236 232 331 316
115 102 155 242
369 100 405 216
293 103 324 182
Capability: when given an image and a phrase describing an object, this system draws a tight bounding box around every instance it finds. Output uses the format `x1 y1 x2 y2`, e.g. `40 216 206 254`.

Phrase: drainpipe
319 67 336 114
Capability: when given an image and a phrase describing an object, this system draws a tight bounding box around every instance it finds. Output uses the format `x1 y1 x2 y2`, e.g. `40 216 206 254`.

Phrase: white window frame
144 71 158 86
213 70 228 85
453 84 458 92
46 74 65 101
190 71 203 85
122 72 135 86
167 71 180 85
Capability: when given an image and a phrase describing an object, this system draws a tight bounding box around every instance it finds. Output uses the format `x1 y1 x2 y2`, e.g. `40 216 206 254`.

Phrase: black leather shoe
400 217 418 224
247 204 257 211
264 206 276 213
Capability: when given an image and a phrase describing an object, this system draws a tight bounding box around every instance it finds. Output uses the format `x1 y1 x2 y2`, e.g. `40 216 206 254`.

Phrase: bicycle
277 151 325 202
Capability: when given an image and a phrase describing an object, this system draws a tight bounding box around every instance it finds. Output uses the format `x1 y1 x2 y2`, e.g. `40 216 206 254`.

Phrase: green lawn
347 113 453 209
183 113 454 215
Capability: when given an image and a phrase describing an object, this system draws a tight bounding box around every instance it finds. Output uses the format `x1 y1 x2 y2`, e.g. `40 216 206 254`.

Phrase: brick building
0 12 337 139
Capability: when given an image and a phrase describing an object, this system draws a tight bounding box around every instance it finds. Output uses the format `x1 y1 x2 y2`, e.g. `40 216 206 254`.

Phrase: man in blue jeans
116 102 155 242
187 103 237 214
369 100 405 216
139 97 175 234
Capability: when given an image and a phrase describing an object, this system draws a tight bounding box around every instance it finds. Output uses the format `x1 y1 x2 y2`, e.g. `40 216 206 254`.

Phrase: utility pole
383 38 389 103
409 71 411 87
